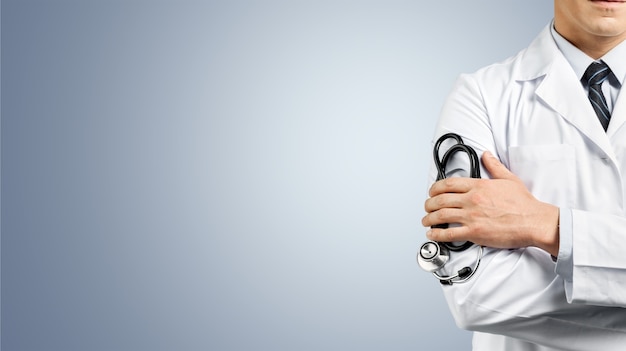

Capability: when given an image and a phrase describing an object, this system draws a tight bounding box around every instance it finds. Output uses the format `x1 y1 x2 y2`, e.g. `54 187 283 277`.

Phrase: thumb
481 151 518 181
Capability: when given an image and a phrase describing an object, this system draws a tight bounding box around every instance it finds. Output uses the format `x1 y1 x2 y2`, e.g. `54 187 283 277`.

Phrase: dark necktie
582 61 612 131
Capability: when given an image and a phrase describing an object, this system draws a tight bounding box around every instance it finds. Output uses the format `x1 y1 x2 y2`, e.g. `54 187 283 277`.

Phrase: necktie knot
583 61 611 87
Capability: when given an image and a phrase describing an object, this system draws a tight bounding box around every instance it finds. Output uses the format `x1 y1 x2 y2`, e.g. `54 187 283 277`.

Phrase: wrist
532 204 560 257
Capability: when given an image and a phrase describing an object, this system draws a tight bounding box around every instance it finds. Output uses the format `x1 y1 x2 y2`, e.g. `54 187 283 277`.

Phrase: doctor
422 0 626 350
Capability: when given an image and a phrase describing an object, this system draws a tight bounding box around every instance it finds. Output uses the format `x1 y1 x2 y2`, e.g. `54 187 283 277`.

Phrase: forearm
529 202 560 257
424 151 561 256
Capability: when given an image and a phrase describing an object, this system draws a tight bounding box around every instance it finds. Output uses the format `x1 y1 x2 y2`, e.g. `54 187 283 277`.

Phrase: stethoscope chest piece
417 241 449 273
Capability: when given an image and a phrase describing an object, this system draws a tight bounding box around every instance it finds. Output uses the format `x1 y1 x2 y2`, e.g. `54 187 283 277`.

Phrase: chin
586 17 626 36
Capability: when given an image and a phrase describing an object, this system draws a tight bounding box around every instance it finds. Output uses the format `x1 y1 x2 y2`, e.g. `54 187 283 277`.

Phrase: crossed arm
421 150 560 257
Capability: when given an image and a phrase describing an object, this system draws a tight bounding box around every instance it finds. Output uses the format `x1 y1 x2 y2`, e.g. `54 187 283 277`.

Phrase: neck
554 19 626 59
564 33 624 59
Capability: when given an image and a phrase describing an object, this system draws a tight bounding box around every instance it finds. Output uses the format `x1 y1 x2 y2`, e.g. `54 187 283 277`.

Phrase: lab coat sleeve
430 74 626 350
554 205 626 310
566 209 626 307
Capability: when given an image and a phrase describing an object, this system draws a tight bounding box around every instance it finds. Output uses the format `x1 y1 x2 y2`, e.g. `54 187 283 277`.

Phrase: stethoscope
417 133 484 285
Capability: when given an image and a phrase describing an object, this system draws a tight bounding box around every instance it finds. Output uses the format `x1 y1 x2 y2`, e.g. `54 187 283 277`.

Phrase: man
422 1 626 349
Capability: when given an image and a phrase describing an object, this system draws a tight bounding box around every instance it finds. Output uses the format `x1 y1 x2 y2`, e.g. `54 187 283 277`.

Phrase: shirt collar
550 21 626 87
602 40 626 87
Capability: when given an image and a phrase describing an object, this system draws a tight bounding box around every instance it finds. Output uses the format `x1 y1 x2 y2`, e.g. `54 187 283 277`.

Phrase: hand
422 151 560 256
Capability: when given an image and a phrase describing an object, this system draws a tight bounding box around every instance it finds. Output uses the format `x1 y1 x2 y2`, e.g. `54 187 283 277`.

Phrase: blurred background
1 1 552 350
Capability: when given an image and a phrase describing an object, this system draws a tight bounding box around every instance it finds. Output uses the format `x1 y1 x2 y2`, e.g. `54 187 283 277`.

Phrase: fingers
481 151 518 181
426 226 470 243
421 208 466 228
424 192 463 213
429 177 476 197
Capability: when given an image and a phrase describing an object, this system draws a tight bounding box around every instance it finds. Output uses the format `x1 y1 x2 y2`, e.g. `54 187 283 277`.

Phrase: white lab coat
431 24 626 350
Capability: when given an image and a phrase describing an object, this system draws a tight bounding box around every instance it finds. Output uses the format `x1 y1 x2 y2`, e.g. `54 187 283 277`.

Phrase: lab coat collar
514 25 557 82
517 24 617 161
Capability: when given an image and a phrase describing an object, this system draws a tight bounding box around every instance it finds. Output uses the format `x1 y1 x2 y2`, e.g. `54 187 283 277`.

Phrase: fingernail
426 229 433 239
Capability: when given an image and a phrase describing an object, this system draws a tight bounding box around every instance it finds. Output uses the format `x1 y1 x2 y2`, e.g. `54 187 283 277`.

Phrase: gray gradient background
1 1 553 350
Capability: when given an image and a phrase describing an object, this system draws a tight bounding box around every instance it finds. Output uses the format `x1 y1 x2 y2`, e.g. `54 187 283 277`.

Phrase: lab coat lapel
534 55 614 157
607 89 626 137
522 27 615 158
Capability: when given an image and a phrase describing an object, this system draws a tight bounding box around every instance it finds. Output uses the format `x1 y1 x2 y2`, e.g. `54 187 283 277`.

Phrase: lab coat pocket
508 144 575 207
